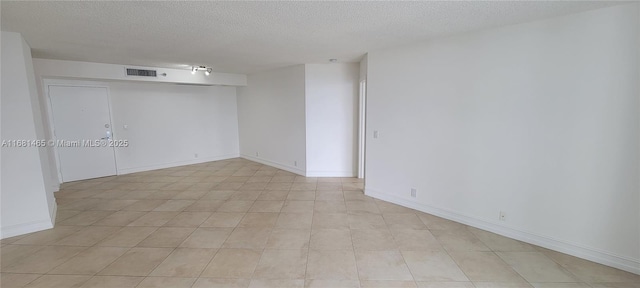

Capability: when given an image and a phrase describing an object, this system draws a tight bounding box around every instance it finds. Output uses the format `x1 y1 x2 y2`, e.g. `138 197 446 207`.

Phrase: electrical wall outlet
194 153 198 158
373 130 379 139
255 152 259 157
294 161 297 167
499 211 506 221
410 188 417 198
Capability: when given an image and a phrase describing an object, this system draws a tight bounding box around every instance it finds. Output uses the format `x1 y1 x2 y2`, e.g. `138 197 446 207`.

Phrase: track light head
191 65 213 76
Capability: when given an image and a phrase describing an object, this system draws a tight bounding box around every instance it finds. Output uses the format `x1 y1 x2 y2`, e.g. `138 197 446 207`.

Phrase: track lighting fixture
191 66 213 76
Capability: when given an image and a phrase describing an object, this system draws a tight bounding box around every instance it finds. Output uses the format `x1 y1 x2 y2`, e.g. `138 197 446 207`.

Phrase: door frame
43 79 118 183
358 79 367 179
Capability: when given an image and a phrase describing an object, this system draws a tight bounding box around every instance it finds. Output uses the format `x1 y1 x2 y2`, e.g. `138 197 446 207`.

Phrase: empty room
1 1 639 288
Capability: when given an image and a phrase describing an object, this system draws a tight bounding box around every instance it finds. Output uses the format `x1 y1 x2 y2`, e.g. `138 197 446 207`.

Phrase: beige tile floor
1 158 638 288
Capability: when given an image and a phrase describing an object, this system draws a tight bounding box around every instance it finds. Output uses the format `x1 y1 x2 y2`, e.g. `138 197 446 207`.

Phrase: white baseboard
117 154 240 175
365 187 640 275
49 183 60 193
240 154 305 176
306 170 356 177
1 219 54 239
48 199 57 227
1 199 58 239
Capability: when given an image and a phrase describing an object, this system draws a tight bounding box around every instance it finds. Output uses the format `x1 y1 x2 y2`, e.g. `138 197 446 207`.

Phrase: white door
49 85 117 182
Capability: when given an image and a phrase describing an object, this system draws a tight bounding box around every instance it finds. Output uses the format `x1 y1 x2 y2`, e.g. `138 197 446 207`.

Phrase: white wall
1 32 55 238
237 65 307 175
33 59 244 180
365 4 640 274
305 63 359 177
39 79 241 177
109 82 240 174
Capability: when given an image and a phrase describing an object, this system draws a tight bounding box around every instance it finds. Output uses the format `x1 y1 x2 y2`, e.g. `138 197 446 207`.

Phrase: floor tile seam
46 238 136 278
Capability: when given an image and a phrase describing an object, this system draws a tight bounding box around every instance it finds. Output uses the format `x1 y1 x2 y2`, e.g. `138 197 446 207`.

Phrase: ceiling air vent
126 68 157 77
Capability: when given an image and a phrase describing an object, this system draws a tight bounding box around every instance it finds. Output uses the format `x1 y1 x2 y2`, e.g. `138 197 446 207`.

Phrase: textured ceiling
1 1 622 74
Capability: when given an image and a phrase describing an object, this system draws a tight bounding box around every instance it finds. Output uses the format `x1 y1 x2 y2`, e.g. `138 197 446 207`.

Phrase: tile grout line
375 198 420 287
8 159 627 287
